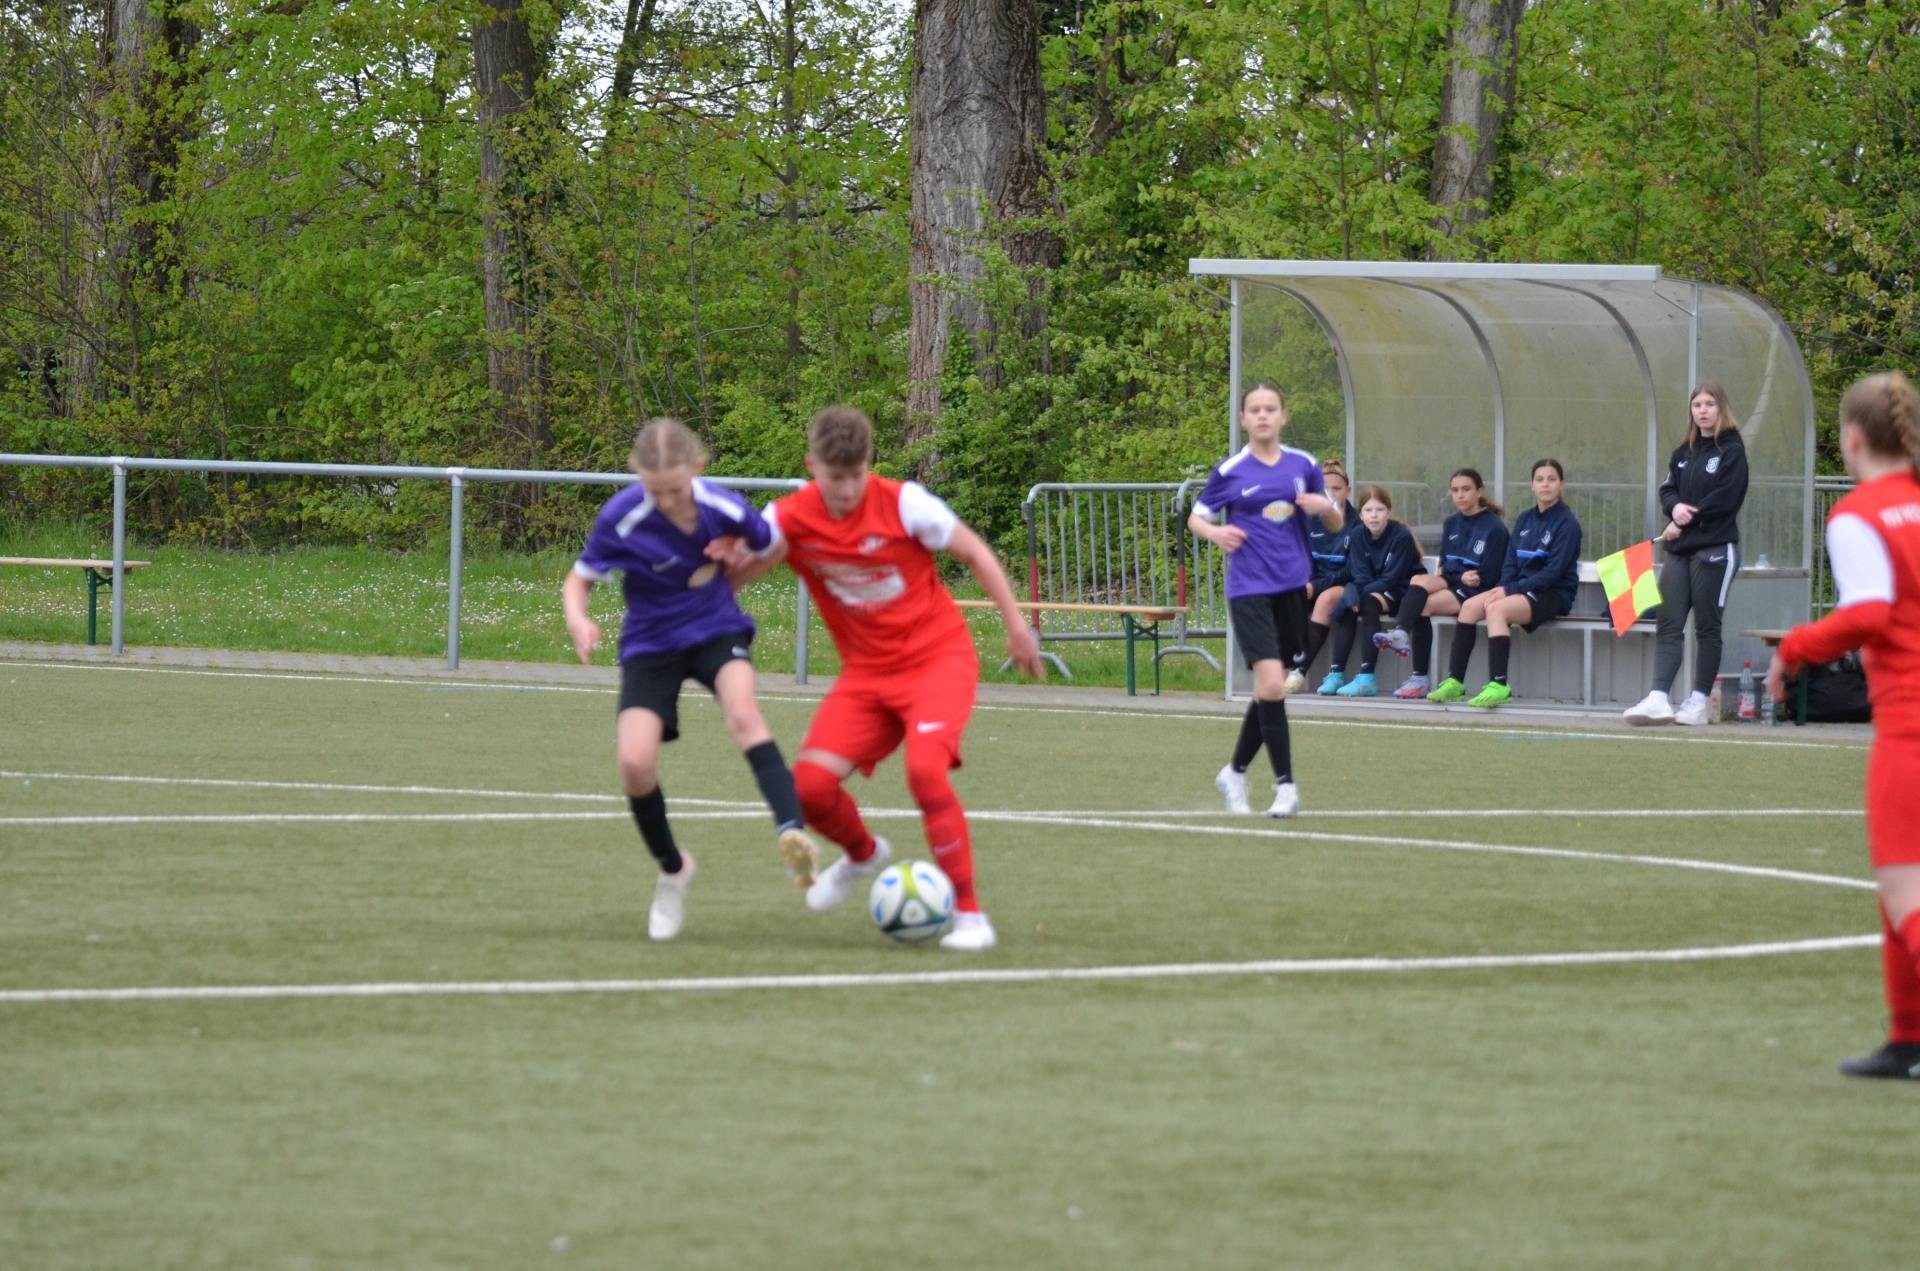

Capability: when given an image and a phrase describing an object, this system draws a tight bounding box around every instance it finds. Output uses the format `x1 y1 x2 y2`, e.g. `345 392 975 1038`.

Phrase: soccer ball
869 861 955 943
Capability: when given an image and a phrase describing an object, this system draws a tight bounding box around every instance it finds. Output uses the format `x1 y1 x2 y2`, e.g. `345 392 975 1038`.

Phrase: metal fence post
447 471 464 669
795 578 810 685
110 459 127 655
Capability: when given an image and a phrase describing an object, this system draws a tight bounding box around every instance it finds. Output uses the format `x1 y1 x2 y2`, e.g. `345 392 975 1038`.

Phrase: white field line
3 660 1870 750
1 803 1874 893
0 768 1864 819
958 813 1880 892
0 934 1878 1005
0 769 760 806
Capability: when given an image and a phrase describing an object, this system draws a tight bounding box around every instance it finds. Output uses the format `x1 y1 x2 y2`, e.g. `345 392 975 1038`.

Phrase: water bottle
1708 679 1724 723
1738 662 1757 721
1760 683 1777 725
1755 554 1772 570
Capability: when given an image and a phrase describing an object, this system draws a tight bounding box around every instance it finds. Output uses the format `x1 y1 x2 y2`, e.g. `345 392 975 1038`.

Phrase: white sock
1684 690 1709 706
1648 690 1670 705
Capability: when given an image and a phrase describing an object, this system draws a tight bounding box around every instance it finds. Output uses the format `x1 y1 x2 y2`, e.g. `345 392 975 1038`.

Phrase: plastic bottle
1760 683 1777 726
1708 678 1724 723
1738 661 1757 721
1755 554 1772 570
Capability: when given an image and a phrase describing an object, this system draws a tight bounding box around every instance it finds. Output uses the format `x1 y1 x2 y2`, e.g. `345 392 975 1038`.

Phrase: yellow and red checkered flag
1594 540 1663 636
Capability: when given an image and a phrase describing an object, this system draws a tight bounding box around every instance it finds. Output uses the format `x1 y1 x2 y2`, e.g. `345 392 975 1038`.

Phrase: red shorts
802 646 979 776
1866 736 1920 867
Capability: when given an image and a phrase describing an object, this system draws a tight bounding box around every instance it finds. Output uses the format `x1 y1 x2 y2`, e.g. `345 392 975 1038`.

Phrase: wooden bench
0 557 151 645
954 599 1189 695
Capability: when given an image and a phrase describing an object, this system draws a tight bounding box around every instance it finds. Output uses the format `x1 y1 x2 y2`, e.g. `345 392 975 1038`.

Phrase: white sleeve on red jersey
898 481 959 550
1828 512 1895 608
752 501 785 557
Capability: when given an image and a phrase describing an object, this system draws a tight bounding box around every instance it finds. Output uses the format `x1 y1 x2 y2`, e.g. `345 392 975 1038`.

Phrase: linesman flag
1595 541 1663 636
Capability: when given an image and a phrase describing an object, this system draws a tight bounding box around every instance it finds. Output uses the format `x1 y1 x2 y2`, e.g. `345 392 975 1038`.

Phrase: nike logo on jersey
1241 485 1262 496
915 720 946 733
859 535 889 555
650 557 678 571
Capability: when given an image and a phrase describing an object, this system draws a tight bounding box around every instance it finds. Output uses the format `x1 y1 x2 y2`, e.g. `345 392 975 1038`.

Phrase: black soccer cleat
1838 1042 1920 1080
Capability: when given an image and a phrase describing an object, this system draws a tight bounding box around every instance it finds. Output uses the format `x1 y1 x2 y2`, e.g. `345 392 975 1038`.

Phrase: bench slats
0 557 152 569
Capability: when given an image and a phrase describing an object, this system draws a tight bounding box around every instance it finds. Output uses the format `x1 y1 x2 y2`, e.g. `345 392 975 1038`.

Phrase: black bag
1785 651 1872 724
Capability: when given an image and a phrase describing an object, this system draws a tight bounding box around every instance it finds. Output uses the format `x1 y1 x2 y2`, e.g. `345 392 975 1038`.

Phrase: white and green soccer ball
869 861 955 943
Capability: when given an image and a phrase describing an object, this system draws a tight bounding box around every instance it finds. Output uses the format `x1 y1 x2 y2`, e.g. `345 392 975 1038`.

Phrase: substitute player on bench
726 406 1044 952
563 418 817 942
1767 371 1920 1080
1191 381 1344 817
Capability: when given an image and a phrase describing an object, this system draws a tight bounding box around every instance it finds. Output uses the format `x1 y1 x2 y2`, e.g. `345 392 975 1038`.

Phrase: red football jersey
1782 469 1920 731
767 474 974 673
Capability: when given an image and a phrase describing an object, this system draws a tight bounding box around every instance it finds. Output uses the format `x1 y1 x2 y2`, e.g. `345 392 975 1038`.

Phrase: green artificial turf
0 660 1904 1268
0 520 1228 691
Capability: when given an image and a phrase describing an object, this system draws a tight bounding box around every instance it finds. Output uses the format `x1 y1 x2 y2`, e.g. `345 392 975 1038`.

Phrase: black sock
1393 587 1428 631
1487 635 1512 685
1330 615 1358 673
745 740 803 833
1301 621 1330 669
1411 616 1433 677
1257 697 1291 783
1358 595 1385 673
1231 701 1263 772
1448 622 1477 683
629 789 683 874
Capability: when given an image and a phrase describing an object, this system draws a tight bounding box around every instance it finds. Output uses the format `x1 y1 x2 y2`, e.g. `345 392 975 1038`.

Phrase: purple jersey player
1187 383 1345 819
562 418 819 942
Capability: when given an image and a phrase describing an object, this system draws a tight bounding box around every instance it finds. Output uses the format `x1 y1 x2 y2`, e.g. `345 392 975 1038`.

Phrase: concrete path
0 640 1875 742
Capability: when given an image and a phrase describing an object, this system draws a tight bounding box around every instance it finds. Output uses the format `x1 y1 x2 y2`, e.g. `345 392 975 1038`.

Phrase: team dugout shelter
1187 260 1816 705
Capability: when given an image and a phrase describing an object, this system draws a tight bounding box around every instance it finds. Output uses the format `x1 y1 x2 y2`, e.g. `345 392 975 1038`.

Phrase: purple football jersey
574 479 773 659
1193 445 1328 597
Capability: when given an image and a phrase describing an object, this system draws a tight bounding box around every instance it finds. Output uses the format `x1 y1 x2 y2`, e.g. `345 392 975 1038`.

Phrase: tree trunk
473 0 548 457
68 0 196 409
905 0 1057 440
1428 0 1524 259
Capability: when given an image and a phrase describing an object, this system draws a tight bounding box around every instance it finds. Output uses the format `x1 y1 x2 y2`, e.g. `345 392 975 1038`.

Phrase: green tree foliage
2 0 1914 548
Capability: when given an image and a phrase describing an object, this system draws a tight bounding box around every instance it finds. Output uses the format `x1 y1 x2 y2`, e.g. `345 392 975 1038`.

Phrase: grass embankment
0 520 1229 691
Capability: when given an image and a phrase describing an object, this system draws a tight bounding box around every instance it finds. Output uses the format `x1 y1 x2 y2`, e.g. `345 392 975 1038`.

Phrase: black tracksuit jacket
1658 432 1748 555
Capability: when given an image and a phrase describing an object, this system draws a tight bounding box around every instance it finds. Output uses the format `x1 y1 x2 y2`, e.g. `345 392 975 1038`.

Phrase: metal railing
1019 482 1225 673
0 454 812 675
1812 477 1853 616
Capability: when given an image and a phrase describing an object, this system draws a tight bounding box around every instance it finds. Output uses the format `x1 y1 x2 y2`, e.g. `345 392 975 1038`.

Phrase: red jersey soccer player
728 406 1044 951
1769 371 1920 1079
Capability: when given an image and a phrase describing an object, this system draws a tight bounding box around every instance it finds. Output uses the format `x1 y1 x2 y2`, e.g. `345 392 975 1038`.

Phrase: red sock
1888 909 1920 1044
793 762 874 862
905 746 977 912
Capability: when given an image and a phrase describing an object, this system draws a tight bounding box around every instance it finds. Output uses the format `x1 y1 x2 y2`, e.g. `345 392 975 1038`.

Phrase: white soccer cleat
939 910 997 952
1266 781 1300 819
1623 691 1674 726
1284 667 1307 695
648 852 696 942
1673 692 1713 727
779 826 820 889
1215 764 1252 815
806 836 891 913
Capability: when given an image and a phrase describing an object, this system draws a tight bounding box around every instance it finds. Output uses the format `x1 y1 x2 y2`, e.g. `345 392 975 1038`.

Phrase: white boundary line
0 768 1865 818
0 935 1878 1005
0 801 1874 892
3 659 1870 750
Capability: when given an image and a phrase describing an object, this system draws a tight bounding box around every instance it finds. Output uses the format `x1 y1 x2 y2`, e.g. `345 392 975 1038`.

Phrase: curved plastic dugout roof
1188 260 1816 568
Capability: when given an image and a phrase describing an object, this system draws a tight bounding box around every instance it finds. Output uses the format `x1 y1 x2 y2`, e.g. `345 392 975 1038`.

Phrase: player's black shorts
618 630 754 742
1519 590 1570 633
1230 589 1311 669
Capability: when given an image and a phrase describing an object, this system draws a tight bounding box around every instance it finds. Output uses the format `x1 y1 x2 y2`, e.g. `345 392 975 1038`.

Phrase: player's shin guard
1892 909 1920 1043
905 746 977 912
1255 697 1291 783
628 789 684 875
793 761 876 861
1230 702 1263 773
744 740 804 833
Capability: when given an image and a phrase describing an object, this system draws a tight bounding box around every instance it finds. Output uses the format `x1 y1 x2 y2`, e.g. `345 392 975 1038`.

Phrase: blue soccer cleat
1316 671 1346 695
1335 673 1377 697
